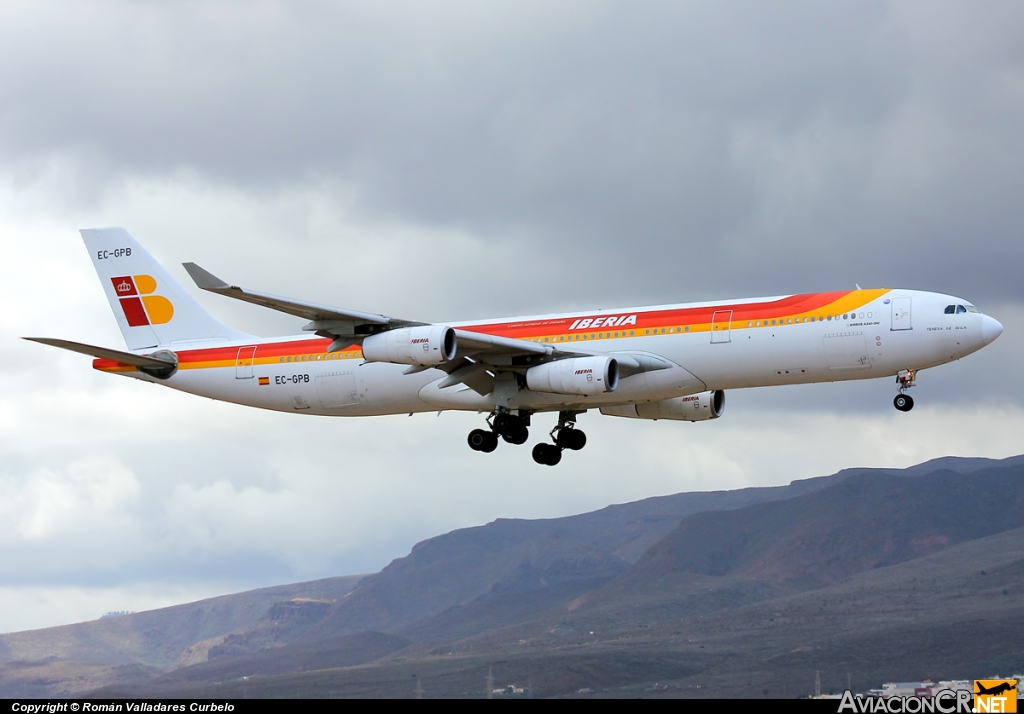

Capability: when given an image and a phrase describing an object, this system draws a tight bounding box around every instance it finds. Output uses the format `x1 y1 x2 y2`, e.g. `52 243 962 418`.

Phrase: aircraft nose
981 314 1004 343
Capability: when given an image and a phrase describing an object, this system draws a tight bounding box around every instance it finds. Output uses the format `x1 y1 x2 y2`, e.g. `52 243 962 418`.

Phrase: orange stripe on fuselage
93 289 890 373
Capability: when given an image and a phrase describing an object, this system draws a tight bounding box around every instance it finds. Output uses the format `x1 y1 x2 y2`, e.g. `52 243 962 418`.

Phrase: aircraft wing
184 262 559 357
183 262 404 329
453 329 551 357
181 263 663 395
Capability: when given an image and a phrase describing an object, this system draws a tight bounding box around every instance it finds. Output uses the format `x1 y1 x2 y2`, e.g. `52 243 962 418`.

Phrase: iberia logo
975 680 1017 713
110 275 174 327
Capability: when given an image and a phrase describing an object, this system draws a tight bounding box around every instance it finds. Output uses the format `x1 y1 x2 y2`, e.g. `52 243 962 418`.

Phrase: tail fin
81 227 250 349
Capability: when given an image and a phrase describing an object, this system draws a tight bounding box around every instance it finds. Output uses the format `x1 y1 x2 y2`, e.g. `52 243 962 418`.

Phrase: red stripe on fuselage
97 291 864 372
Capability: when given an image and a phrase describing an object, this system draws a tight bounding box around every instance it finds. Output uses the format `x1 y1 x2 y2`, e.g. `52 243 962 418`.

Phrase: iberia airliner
27 228 1004 466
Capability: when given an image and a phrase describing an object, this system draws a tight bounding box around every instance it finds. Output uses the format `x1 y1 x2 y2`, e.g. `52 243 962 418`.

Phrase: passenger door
891 297 912 331
711 310 733 344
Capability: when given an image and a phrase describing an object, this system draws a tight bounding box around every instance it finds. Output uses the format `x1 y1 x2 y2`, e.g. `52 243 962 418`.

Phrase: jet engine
361 325 457 366
526 356 619 396
600 390 725 421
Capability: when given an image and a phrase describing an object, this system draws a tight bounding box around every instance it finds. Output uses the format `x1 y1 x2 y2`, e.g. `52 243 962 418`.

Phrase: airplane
975 682 1017 697
26 228 1004 466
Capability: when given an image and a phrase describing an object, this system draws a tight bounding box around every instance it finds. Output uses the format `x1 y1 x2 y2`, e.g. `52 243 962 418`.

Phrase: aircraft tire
893 394 914 412
468 429 491 451
532 443 561 466
493 413 514 434
480 431 499 452
556 429 586 451
502 427 529 445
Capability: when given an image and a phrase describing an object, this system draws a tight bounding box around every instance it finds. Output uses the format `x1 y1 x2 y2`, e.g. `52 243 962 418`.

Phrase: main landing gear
467 412 529 453
894 369 916 412
467 410 587 467
532 411 587 467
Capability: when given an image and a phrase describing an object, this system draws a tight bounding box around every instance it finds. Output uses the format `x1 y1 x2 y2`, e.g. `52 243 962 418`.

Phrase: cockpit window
965 304 979 313
956 305 967 314
944 305 956 314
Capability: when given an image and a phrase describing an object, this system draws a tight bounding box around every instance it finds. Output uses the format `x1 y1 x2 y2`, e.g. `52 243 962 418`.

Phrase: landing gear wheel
894 394 914 412
468 429 498 452
502 427 529 445
480 433 498 452
532 443 562 466
555 428 586 451
493 413 514 433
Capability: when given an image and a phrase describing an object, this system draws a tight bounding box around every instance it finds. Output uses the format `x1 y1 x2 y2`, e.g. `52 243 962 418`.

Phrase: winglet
183 262 232 292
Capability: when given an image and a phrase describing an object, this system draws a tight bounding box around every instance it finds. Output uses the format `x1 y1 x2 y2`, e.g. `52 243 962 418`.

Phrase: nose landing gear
894 369 916 412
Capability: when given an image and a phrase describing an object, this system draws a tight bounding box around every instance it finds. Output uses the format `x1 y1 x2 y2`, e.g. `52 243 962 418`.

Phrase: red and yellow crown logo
111 275 174 326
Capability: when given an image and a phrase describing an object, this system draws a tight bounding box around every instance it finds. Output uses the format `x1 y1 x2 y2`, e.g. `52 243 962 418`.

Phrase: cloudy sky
2 1 1023 633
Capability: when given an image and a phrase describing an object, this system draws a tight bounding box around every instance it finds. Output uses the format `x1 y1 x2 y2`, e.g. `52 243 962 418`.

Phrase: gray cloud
2 1 1023 305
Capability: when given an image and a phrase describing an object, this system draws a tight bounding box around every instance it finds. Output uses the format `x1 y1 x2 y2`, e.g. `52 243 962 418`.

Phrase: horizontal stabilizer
23 337 176 369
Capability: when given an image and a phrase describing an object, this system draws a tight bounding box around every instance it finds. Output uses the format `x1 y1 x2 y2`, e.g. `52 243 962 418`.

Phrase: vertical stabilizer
81 227 250 349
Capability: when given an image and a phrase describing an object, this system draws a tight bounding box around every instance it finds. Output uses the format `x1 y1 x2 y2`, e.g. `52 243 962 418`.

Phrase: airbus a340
28 228 1004 466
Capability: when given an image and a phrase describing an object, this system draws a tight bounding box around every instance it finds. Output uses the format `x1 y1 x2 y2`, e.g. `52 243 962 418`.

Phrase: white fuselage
99 288 1001 418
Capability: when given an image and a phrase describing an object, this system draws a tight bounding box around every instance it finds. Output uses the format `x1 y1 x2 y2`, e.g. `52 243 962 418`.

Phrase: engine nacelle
361 325 457 366
526 356 619 396
600 390 725 421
